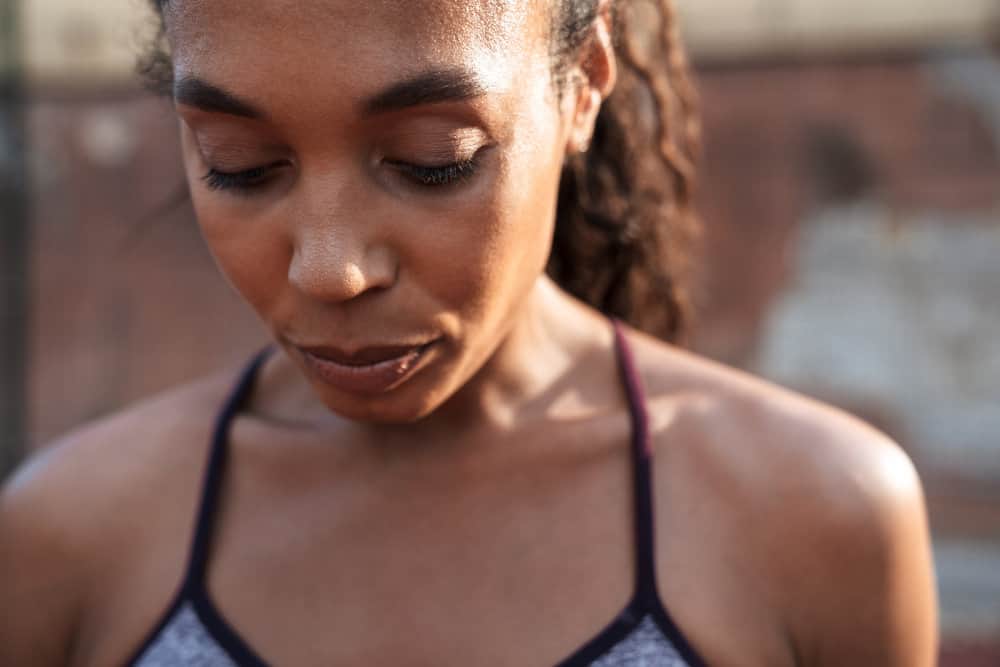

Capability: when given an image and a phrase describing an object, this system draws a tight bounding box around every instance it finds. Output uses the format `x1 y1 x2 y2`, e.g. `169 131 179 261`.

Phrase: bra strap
183 346 273 588
611 320 659 604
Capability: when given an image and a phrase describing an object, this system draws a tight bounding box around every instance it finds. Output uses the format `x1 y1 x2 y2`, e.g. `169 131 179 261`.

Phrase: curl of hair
551 0 701 343
137 0 173 96
138 0 700 343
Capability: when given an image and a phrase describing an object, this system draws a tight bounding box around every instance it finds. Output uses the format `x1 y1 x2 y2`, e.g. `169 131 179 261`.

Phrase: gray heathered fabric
590 615 690 667
133 605 690 666
133 603 239 667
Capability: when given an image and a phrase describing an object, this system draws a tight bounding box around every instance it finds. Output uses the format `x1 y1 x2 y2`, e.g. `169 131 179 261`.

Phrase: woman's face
167 0 581 423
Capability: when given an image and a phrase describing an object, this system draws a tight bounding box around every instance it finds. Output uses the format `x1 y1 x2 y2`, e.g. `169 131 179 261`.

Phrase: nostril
366 245 399 290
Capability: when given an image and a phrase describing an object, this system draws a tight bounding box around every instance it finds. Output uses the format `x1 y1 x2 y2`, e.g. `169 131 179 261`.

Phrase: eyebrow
361 68 487 114
173 68 487 121
174 77 266 119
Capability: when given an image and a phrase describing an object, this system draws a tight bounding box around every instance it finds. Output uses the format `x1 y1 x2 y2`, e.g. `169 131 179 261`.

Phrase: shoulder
623 326 937 666
629 327 920 512
621 325 924 524
4 370 234 541
0 372 234 666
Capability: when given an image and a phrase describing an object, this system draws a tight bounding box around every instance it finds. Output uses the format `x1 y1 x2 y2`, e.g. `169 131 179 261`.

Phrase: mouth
295 339 439 396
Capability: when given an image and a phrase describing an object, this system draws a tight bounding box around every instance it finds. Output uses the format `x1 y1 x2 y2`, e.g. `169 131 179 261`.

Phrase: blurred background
1 0 998 663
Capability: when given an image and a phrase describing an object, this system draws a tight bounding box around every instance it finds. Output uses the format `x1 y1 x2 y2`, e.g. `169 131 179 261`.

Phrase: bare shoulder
0 371 234 666
623 327 937 666
3 370 234 540
628 327 920 511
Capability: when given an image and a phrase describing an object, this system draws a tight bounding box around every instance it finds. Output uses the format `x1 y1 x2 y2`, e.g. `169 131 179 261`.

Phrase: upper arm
0 452 89 667
0 376 226 667
782 430 938 667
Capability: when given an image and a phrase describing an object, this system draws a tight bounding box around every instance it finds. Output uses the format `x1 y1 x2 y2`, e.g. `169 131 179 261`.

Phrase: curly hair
139 0 701 343
550 0 701 343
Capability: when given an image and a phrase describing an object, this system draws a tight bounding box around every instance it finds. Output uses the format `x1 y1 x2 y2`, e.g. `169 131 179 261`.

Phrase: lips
296 339 438 395
302 344 429 367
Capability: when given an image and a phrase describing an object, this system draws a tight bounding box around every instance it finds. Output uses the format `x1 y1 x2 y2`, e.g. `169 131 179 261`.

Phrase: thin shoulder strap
611 320 660 604
183 347 273 588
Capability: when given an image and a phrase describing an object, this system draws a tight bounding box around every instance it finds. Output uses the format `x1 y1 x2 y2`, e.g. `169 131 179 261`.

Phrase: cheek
400 139 562 327
475 99 565 303
184 163 290 320
397 98 565 332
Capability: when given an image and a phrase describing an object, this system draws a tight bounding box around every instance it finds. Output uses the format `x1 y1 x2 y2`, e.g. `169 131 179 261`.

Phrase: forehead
164 0 550 98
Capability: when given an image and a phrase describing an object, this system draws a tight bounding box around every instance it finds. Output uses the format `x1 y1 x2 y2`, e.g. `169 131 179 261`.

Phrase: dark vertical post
0 0 29 479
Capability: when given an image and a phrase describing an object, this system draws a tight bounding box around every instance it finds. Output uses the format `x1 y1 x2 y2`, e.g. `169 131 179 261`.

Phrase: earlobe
570 88 602 154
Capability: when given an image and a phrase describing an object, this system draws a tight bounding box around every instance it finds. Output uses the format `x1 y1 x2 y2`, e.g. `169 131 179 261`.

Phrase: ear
565 1 618 155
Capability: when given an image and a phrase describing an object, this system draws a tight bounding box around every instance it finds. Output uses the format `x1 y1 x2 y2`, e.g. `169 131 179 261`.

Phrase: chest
89 425 659 666
82 420 790 667
196 447 638 665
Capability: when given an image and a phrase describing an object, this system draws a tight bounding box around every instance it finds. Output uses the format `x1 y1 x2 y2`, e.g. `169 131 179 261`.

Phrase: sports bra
125 321 709 666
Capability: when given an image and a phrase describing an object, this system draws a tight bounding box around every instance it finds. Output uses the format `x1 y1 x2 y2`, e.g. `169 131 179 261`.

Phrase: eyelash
201 165 272 193
201 156 481 195
386 157 480 188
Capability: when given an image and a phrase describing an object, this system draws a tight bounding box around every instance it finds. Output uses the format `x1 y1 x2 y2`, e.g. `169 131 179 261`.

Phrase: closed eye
201 163 282 193
386 156 481 188
200 155 483 195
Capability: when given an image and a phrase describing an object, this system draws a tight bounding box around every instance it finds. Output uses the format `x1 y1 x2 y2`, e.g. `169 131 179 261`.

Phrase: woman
1 0 937 665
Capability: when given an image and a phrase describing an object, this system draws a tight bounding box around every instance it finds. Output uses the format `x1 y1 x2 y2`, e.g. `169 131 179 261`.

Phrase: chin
312 380 453 426
329 401 438 425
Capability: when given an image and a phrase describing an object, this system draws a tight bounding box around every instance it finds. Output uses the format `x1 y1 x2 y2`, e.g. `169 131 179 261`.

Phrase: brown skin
0 1 936 666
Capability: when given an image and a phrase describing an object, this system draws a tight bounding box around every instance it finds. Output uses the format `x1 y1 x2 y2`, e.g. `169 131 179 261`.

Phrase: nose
288 222 397 304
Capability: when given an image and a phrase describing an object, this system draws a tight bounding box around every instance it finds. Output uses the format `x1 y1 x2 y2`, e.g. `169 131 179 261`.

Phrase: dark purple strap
611 320 659 602
185 346 273 587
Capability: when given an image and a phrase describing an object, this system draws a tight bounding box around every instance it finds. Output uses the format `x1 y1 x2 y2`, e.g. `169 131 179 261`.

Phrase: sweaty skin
1 1 936 666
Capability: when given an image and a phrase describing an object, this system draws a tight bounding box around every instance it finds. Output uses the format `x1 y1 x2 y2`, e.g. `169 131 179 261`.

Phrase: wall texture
19 0 1000 81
